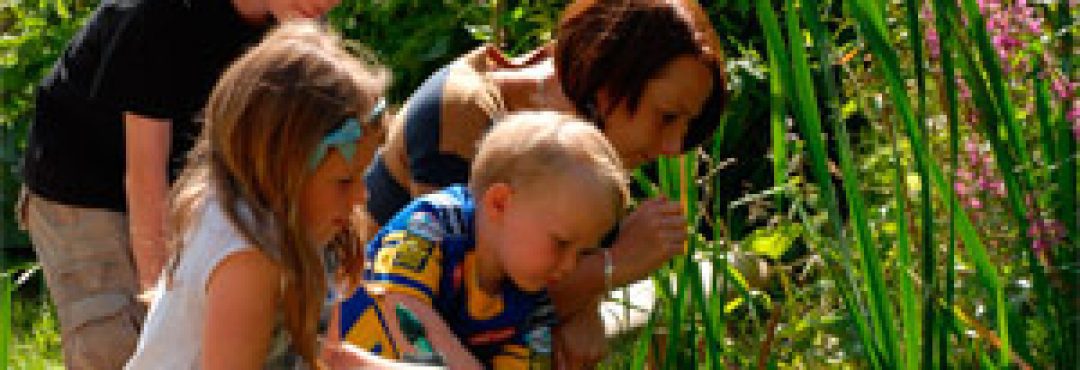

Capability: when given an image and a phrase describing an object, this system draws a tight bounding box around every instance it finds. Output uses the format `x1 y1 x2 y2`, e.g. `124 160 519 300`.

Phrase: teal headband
307 98 387 170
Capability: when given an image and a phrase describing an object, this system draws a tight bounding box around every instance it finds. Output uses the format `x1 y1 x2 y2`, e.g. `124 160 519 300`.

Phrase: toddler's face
300 129 381 248
493 176 617 292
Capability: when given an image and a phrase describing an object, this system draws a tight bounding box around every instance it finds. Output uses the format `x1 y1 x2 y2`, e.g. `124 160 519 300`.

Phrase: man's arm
124 112 171 292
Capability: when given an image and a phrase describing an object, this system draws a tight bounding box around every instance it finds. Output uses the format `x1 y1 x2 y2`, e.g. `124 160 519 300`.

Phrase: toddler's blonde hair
470 111 630 218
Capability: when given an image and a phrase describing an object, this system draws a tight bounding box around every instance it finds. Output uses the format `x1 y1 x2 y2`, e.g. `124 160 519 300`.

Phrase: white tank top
125 197 296 369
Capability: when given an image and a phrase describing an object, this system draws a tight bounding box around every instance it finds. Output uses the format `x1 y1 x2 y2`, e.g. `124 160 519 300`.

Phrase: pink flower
1052 78 1076 100
969 151 981 165
1026 18 1041 34
958 168 975 181
968 197 983 209
993 181 1006 197
926 27 940 59
1028 222 1041 238
978 0 999 13
958 79 972 100
1032 239 1048 252
955 182 970 196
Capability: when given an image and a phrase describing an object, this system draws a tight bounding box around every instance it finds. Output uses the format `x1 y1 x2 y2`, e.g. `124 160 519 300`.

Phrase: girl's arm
203 249 281 370
323 341 444 370
378 292 483 370
323 297 411 369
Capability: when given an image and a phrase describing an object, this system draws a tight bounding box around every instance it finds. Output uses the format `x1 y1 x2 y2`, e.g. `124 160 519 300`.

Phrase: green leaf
747 223 800 260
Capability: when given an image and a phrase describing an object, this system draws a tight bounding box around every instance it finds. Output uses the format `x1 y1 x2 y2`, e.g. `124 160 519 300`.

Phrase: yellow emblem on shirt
380 230 434 272
369 230 443 303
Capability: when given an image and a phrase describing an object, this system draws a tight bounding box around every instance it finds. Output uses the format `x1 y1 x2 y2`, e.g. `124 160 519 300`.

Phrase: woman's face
266 0 341 20
600 55 714 169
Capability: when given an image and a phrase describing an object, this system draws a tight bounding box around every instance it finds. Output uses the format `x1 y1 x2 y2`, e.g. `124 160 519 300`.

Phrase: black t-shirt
21 0 266 211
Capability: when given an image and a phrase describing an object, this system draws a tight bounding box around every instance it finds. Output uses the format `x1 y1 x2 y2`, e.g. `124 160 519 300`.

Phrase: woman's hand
610 197 687 286
552 304 607 370
547 197 686 317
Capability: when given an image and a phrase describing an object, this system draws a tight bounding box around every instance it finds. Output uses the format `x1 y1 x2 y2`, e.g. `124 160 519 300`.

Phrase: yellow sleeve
367 230 443 305
491 344 534 370
342 301 399 360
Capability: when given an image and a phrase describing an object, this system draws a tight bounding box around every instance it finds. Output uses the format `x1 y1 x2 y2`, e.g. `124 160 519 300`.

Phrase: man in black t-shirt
14 0 339 368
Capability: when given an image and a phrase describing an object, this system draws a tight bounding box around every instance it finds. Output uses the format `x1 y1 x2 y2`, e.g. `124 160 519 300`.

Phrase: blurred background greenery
2 0 1076 368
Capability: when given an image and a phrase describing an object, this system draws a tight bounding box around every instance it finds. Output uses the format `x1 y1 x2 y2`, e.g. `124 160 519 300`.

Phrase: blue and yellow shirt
339 186 554 369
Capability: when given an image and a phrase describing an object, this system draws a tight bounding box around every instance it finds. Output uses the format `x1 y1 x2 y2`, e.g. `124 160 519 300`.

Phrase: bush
1 0 98 252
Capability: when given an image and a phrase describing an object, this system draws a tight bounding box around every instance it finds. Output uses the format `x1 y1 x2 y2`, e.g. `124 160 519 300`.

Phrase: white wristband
603 249 615 292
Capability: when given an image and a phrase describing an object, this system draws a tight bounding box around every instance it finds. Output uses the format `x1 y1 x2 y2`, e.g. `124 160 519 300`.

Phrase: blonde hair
167 20 388 369
470 111 630 218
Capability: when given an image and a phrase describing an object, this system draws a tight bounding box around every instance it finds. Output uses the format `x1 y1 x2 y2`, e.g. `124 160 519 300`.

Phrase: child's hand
610 197 687 285
323 341 445 370
322 303 445 370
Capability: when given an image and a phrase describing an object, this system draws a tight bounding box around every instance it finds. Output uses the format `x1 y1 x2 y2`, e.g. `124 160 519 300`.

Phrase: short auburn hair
554 0 727 150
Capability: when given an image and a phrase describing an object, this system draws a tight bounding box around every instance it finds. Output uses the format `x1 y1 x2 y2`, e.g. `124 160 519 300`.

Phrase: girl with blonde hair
126 20 389 369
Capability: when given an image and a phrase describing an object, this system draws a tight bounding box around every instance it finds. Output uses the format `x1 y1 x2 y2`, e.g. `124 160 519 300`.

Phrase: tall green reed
628 0 1073 368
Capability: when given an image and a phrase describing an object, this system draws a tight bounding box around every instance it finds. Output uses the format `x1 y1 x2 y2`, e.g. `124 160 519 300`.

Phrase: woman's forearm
548 253 606 318
548 246 636 319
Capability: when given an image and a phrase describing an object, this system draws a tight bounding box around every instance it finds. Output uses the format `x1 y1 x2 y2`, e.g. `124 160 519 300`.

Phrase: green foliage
327 0 564 102
3 266 61 368
747 222 799 260
3 0 1076 368
1 0 98 251
7 297 62 369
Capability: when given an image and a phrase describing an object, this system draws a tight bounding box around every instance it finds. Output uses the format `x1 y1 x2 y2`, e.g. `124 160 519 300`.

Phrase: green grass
9 298 63 369
3 269 63 369
609 0 1075 368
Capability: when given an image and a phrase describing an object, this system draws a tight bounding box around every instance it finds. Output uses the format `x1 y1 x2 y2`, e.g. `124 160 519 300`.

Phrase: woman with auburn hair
356 0 726 367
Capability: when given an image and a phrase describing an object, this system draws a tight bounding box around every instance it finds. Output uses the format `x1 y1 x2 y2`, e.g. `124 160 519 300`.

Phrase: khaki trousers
16 188 145 370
